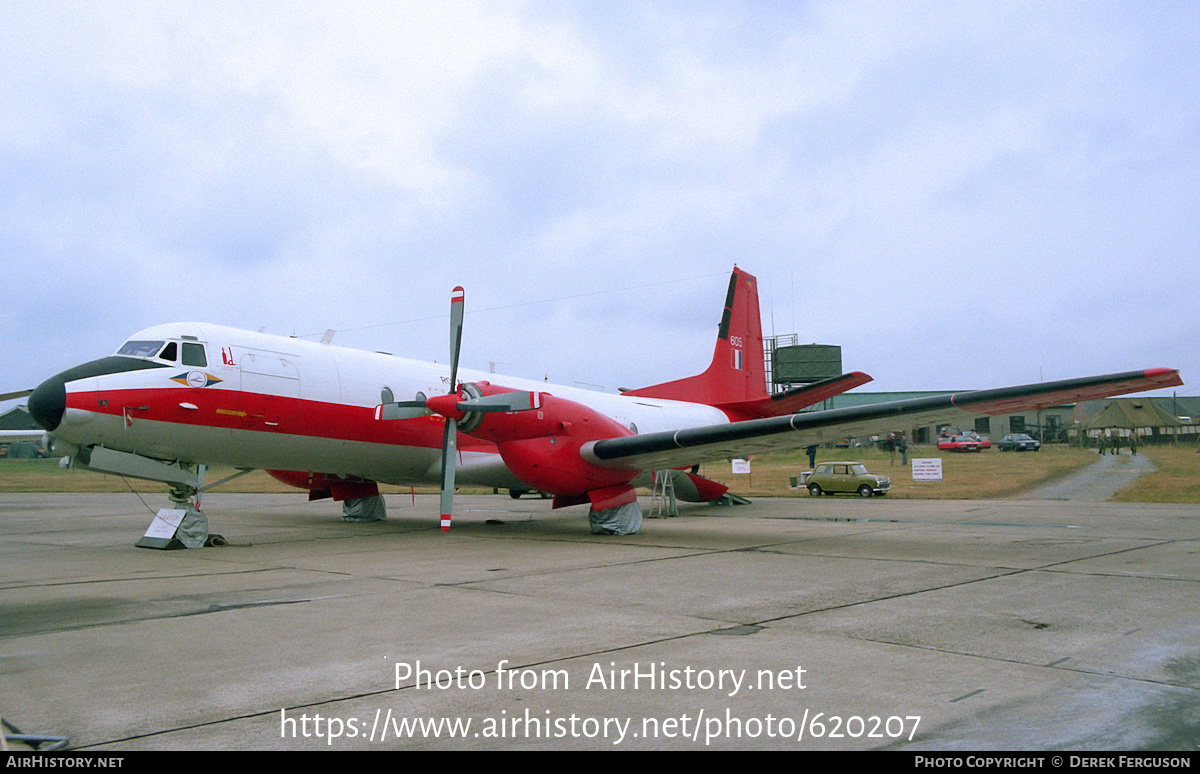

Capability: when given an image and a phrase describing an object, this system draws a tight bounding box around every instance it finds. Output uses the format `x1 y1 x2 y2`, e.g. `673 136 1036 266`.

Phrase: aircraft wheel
857 485 873 497
509 489 524 499
807 483 822 496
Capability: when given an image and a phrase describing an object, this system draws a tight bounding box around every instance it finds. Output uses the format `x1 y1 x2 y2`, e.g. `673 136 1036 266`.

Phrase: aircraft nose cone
28 376 66 432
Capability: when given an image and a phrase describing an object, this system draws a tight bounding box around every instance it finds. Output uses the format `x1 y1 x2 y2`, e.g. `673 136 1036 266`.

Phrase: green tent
1084 398 1185 431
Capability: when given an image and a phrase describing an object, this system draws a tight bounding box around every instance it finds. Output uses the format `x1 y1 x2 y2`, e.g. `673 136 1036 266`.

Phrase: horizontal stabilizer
719 371 873 419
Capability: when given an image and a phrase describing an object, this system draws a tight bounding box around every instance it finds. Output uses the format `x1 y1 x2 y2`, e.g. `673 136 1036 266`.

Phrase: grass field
698 444 1098 499
1110 445 1200 503
699 443 1200 502
0 459 439 495
2 443 1198 502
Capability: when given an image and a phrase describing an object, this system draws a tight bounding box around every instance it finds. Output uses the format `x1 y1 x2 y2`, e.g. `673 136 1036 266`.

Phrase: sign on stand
912 458 943 481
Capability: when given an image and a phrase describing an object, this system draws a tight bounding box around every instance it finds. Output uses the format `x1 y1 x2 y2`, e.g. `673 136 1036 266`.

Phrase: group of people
803 431 909 469
886 432 908 466
1096 429 1138 455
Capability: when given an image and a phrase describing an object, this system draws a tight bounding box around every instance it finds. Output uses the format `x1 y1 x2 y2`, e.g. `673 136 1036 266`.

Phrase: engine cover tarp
176 504 209 549
589 502 642 535
342 495 387 522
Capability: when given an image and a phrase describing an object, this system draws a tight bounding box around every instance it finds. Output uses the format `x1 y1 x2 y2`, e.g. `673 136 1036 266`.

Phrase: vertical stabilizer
624 268 767 407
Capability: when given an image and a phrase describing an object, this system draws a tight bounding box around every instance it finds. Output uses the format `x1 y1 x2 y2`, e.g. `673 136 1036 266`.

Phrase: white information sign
144 508 187 540
731 459 751 475
911 458 943 481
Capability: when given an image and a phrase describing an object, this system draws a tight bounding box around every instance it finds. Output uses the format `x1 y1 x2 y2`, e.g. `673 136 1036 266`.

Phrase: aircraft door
236 351 301 435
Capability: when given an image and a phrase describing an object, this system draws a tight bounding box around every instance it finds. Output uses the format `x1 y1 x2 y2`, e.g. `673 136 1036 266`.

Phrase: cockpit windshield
117 340 166 358
115 339 207 367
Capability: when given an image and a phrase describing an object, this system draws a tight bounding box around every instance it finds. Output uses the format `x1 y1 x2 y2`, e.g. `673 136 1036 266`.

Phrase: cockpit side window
159 342 178 362
181 342 207 367
117 340 165 358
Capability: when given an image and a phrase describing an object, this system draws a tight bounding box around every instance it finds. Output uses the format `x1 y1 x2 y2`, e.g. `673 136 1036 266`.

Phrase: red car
937 435 984 452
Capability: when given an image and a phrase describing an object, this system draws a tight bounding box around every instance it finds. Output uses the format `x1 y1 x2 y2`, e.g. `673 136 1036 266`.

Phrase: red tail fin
625 267 873 419
624 268 767 408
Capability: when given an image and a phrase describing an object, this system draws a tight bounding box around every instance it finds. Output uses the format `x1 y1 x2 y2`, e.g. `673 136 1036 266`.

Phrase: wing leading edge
585 368 1183 472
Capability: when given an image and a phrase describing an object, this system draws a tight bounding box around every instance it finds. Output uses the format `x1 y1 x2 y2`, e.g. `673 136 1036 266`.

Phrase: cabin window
181 343 207 367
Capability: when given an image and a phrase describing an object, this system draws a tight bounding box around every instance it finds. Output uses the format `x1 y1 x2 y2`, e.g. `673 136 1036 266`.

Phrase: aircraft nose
28 376 66 432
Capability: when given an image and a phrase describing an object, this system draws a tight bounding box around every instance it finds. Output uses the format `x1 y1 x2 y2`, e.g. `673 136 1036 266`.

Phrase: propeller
439 286 465 532
372 285 539 532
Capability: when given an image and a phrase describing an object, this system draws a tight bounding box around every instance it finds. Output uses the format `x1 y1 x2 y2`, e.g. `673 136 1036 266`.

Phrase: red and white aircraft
17 267 1183 533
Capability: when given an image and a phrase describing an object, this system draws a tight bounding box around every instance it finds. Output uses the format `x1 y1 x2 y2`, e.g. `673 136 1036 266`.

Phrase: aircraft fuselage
30 322 730 491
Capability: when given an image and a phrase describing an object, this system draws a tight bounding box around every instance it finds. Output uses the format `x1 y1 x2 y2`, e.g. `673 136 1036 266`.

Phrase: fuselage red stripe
64 387 498 452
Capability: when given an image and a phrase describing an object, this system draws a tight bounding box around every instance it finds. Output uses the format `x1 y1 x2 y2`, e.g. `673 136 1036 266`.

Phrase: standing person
887 433 896 465
1111 432 1121 455
1098 432 1106 455
806 444 818 469
898 432 908 466
1129 430 1138 455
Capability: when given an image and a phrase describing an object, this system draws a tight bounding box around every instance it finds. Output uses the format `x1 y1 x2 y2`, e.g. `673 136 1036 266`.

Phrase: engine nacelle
431 382 639 499
497 435 638 500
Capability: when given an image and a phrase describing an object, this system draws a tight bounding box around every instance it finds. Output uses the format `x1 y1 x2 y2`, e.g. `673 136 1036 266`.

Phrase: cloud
2 1 1196 406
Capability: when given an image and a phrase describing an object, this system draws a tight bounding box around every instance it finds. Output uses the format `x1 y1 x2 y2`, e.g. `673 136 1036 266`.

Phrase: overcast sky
3 1 1196 411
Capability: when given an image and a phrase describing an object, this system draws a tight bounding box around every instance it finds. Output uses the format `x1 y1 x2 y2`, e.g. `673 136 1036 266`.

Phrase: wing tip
1144 367 1182 383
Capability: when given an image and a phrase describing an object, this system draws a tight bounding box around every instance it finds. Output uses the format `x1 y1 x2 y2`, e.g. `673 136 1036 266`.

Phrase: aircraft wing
0 390 42 445
585 368 1183 471
0 430 46 444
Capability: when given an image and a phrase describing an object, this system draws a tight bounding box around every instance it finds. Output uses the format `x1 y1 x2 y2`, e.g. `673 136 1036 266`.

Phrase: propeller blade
440 286 465 532
375 401 432 420
439 417 457 532
1 389 33 402
448 286 464 392
456 391 542 413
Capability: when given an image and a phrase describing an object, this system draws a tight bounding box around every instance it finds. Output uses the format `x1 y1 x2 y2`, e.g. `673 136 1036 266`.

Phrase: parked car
806 462 890 497
964 431 991 449
997 433 1041 451
937 435 984 452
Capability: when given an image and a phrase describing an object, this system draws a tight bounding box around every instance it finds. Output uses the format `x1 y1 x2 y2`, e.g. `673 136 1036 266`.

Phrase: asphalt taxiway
2 484 1197 750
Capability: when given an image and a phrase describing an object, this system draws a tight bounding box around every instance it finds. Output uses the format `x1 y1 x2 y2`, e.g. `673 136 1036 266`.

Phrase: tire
807 483 822 496
509 489 524 499
857 485 873 498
